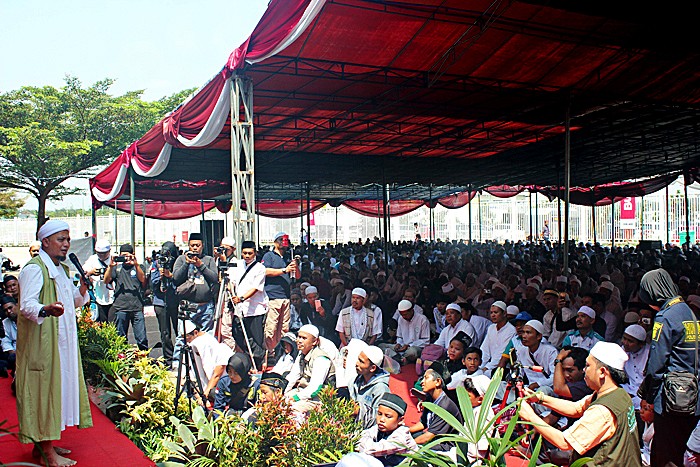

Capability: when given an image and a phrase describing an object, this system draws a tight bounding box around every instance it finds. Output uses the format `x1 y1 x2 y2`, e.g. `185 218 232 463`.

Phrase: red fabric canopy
343 200 425 218
111 200 220 220
485 185 528 198
436 191 477 209
255 200 326 219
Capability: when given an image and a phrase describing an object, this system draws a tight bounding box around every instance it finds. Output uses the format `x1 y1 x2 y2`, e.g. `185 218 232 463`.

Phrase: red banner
619 197 636 229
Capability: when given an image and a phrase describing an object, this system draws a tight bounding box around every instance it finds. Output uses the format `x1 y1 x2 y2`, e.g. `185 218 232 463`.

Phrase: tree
0 77 165 229
0 188 24 218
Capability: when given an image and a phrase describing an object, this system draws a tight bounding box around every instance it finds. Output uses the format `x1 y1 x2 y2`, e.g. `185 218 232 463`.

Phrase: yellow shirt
563 387 617 455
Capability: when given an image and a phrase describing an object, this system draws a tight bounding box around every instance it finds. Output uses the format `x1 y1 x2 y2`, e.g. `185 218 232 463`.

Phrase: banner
619 197 636 229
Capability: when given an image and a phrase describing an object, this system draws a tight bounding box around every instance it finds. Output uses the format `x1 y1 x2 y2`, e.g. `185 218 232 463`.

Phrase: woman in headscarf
638 268 700 467
213 352 255 415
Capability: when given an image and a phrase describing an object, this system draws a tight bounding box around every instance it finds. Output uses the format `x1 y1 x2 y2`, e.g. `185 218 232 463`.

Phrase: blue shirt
261 250 290 299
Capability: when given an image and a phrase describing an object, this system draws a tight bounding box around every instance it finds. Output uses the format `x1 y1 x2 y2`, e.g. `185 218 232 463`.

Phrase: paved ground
125 307 165 360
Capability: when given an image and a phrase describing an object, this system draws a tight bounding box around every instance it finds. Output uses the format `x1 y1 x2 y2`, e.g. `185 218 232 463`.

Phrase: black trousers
154 303 178 365
651 411 700 467
232 313 266 368
96 303 112 323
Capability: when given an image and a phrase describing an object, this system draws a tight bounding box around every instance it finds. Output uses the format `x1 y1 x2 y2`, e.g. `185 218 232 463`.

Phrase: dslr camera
156 249 174 270
214 246 227 255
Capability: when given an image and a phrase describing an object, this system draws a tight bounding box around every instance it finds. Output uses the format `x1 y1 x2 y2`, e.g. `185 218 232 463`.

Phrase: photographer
150 241 179 366
104 244 148 350
172 233 218 332
215 236 238 350
82 239 115 323
215 236 236 264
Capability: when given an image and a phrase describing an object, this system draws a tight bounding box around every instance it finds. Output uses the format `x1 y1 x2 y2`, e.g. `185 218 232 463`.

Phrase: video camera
156 249 175 270
214 246 227 255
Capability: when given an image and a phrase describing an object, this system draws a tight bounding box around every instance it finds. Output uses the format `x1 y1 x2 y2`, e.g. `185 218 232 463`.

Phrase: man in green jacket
17 220 92 467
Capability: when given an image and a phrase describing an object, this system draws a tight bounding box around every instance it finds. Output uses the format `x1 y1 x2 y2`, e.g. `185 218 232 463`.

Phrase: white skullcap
599 281 614 292
624 324 647 342
526 281 540 292
300 282 311 288
397 299 413 311
468 374 492 396
352 287 367 298
220 236 235 247
600 274 611 281
363 346 384 367
305 285 318 296
556 275 567 283
330 278 345 286
298 324 319 338
94 239 111 253
492 282 507 294
491 300 507 312
37 220 70 241
487 276 499 283
569 276 582 286
624 311 640 324
446 303 461 312
441 282 455 293
531 275 543 284
506 305 519 317
183 320 197 335
524 319 545 335
577 305 596 319
590 342 628 371
680 276 691 283
687 295 700 309
274 231 288 241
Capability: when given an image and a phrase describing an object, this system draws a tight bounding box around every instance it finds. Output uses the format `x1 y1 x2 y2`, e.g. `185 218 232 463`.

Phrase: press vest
340 306 375 342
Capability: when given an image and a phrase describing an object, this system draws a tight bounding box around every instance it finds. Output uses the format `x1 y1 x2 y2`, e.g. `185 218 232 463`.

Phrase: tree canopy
0 77 195 228
0 189 24 218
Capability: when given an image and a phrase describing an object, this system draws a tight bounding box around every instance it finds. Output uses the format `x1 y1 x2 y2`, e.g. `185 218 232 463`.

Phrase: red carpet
0 377 154 467
389 365 529 467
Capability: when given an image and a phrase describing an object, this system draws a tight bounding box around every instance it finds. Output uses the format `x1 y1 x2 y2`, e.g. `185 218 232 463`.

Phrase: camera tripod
173 302 208 415
213 265 259 372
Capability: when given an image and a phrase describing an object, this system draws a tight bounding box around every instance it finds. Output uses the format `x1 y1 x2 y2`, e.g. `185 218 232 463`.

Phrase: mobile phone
115 256 126 263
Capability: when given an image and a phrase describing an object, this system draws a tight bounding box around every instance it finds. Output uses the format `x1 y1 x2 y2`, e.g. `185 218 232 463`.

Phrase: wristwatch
38 307 48 318
553 358 562 365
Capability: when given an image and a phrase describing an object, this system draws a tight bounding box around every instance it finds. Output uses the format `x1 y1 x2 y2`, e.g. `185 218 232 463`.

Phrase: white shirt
82 254 114 305
190 332 234 386
229 260 268 317
434 319 477 349
515 341 558 388
542 306 577 348
2 317 16 351
19 249 89 430
467 315 492 348
600 311 619 342
622 344 650 410
447 368 485 390
392 303 424 321
480 322 517 371
396 312 430 348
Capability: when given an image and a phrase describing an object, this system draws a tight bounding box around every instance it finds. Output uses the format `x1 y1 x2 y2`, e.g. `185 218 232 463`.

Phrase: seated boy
356 393 418 466
461 375 493 462
409 369 463 452
242 372 287 424
447 346 484 390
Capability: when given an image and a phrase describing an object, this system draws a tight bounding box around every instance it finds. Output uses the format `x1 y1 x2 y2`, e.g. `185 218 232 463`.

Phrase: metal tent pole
640 196 645 241
335 206 338 245
666 185 670 245
429 184 433 242
201 199 207 252
611 201 615 248
556 158 562 255
142 200 146 262
528 191 533 242
685 174 691 248
468 187 473 245
300 186 304 250
592 206 597 244
478 192 482 242
563 101 571 275
535 191 539 240
306 182 311 248
130 168 136 248
91 203 97 243
114 200 118 245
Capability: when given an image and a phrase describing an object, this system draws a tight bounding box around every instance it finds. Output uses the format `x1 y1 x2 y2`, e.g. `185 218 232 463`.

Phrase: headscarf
638 268 679 306
227 353 253 389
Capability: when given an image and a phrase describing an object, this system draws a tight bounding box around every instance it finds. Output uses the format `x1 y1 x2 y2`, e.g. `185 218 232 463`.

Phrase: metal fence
2 178 698 248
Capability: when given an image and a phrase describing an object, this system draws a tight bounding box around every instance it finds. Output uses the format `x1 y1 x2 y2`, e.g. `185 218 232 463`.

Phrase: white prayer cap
37 220 70 241
446 303 461 312
352 287 367 298
274 231 288 241
397 299 413 311
441 282 455 293
183 320 197 335
330 278 344 286
590 342 628 371
95 239 111 252
531 275 543 285
298 324 320 338
491 300 507 312
363 346 384 367
577 305 596 319
624 311 640 324
220 236 235 248
680 276 691 283
468 375 492 396
624 324 647 342
600 274 611 281
569 276 582 286
300 282 311 288
526 281 540 292
506 305 519 317
524 319 544 335
305 285 318 296
487 276 499 283
556 275 567 283
492 282 507 294
599 281 614 292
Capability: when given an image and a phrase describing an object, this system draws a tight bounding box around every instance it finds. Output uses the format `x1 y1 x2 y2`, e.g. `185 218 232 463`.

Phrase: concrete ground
126 308 165 360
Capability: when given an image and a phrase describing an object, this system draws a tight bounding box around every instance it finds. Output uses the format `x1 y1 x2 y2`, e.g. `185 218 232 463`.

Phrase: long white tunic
19 249 89 430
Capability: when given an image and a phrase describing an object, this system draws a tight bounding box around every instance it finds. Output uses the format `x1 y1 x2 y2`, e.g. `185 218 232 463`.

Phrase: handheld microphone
68 253 93 290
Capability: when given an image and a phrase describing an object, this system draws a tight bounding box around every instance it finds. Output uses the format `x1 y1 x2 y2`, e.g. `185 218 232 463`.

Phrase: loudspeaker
200 220 225 257
637 240 662 252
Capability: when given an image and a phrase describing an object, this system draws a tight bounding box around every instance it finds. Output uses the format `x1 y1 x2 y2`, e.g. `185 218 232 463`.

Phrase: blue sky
0 0 268 208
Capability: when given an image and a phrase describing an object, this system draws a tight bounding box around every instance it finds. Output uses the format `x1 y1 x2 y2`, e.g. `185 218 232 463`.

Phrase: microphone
68 253 93 290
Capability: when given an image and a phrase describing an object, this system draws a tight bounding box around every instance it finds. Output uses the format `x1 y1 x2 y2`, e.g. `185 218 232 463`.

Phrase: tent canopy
90 0 700 217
